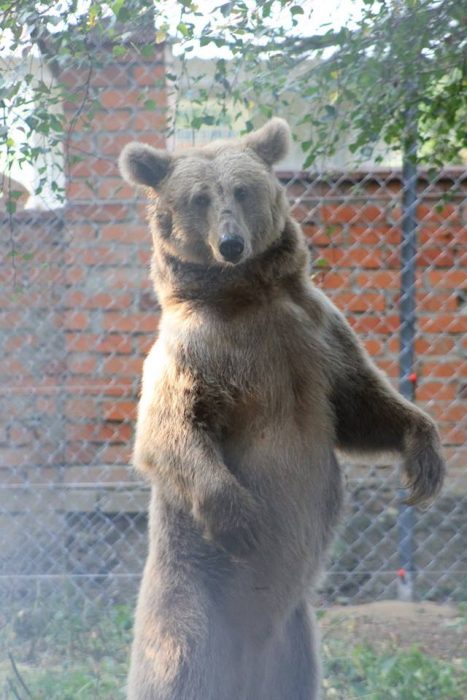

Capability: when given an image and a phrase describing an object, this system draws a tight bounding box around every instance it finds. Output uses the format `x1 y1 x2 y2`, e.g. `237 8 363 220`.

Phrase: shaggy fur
119 118 445 700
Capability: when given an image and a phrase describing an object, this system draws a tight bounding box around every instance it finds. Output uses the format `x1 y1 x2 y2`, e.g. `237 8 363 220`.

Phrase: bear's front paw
194 481 260 557
403 423 446 506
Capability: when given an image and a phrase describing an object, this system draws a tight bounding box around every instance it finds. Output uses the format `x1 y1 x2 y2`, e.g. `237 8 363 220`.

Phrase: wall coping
276 167 467 185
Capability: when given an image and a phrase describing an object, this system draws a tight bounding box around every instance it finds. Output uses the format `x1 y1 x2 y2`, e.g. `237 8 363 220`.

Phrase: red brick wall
0 42 165 490
1 47 465 494
60 42 166 483
0 212 67 479
286 171 466 479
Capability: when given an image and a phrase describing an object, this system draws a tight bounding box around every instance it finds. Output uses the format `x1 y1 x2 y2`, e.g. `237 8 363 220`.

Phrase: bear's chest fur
161 294 333 441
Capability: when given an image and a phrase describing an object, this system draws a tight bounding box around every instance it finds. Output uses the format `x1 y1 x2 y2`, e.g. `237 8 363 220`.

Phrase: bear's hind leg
127 552 213 700
261 601 321 700
127 563 245 700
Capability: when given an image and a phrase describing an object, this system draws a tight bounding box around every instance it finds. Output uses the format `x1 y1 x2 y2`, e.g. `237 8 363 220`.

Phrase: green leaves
0 0 464 200
190 114 215 129
323 105 337 121
143 98 157 110
112 45 127 58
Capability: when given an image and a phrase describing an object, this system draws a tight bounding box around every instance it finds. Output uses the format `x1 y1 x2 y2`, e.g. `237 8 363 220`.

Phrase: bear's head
119 118 291 267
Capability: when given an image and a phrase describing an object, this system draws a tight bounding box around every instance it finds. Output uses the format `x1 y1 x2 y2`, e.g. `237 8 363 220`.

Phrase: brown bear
119 118 445 700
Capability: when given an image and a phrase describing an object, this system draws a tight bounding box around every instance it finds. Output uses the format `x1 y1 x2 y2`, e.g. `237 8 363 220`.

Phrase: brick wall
1 48 465 507
1 40 165 510
62 40 166 491
288 170 466 480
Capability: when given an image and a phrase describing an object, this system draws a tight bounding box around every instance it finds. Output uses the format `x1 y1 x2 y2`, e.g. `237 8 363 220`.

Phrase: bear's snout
219 234 245 263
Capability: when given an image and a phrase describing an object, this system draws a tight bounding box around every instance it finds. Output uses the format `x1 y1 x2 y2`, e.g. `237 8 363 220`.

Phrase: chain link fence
286 168 466 604
0 31 466 698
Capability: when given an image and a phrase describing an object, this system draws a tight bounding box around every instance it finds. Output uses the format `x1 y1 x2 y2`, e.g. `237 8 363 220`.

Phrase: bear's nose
219 235 244 262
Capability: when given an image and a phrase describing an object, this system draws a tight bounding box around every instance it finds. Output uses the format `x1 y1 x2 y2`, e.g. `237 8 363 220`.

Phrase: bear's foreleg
326 311 445 505
133 360 260 554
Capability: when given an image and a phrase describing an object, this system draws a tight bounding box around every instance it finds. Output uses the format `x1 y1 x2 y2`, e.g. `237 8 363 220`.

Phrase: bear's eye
234 185 248 202
193 193 210 207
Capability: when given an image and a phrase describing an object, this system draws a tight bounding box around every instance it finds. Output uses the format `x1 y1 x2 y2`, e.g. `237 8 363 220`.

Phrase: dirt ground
319 600 466 661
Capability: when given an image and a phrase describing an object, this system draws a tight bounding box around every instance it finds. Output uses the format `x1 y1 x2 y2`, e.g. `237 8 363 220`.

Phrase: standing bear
119 118 444 700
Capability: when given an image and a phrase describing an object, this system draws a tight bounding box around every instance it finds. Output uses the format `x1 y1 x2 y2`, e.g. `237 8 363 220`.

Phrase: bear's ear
119 142 173 190
244 118 291 166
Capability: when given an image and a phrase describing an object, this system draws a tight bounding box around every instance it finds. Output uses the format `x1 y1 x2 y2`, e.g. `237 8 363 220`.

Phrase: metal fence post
397 103 418 601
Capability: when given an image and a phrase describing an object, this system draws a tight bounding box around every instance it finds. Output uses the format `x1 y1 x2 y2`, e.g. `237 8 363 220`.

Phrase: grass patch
324 644 467 699
1 599 132 699
1 600 466 699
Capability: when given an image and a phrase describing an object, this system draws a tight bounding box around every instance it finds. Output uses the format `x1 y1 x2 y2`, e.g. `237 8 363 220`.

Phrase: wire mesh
0 31 466 699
